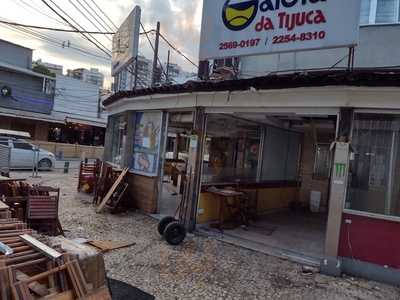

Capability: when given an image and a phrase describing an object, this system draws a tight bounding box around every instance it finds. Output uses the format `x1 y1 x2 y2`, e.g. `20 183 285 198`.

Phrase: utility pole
134 56 139 90
151 22 161 87
166 50 170 84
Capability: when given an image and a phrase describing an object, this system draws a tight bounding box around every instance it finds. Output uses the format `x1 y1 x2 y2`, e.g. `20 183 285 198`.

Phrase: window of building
313 144 332 179
361 0 400 24
109 115 126 166
346 113 400 218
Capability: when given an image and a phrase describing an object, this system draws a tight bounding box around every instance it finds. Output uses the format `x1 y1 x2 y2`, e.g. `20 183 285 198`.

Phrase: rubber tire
157 216 177 236
38 159 52 170
163 221 186 246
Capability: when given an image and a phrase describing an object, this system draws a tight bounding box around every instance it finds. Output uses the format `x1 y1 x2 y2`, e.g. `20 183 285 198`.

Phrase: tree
32 64 56 78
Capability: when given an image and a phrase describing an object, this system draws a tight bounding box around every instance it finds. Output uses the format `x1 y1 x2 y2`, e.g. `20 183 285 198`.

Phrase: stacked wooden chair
78 160 102 194
0 202 111 299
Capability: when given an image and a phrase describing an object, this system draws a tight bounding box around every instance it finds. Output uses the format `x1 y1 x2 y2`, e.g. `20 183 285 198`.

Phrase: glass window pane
13 142 33 150
360 0 371 24
376 0 397 23
347 114 400 217
313 144 332 179
202 115 260 183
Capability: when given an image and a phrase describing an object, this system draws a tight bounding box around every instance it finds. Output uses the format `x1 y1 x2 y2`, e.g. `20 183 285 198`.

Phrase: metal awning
0 129 30 138
65 117 106 128
0 107 64 124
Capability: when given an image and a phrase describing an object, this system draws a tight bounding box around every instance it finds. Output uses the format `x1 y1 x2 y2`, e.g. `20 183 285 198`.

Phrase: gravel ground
16 170 400 300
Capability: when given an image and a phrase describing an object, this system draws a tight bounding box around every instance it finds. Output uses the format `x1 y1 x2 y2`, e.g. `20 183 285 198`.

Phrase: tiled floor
222 211 328 260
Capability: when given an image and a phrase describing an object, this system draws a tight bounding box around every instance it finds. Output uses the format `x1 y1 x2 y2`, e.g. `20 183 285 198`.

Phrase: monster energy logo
335 163 346 177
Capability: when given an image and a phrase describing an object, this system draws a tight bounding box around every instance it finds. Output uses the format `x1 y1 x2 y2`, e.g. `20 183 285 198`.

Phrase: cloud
0 0 203 88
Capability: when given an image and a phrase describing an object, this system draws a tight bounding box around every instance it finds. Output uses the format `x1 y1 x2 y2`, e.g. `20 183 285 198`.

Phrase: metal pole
151 22 161 87
166 50 170 84
134 55 139 90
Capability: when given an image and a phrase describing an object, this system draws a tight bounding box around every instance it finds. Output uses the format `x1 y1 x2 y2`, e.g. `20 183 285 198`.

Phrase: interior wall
197 186 299 224
261 126 302 181
299 127 334 209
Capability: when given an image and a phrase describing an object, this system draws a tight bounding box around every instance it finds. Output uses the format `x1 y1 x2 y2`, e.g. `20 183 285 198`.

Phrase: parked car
0 137 56 170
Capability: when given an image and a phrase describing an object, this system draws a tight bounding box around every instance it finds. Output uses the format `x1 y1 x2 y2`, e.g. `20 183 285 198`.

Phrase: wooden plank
96 168 129 213
15 270 50 297
88 240 135 253
20 235 62 260
85 287 112 300
0 201 9 211
42 290 74 300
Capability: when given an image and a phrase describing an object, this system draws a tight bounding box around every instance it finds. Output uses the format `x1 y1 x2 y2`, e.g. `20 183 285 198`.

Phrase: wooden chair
26 195 59 236
78 159 102 193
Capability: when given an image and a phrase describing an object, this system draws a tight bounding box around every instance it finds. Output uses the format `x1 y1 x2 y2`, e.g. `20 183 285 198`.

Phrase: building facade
0 40 57 140
238 0 400 77
67 68 105 88
101 0 400 286
0 39 106 146
114 55 152 92
34 59 63 75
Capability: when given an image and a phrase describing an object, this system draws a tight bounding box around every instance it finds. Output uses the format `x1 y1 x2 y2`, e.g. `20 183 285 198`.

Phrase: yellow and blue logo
222 0 259 31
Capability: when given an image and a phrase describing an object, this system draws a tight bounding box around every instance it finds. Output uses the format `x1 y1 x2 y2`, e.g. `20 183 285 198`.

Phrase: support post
322 108 353 276
184 108 206 232
166 50 170 84
151 22 161 87
134 56 139 90
198 60 210 80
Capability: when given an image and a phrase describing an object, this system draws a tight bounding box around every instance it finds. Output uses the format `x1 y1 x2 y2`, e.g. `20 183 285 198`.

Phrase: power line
41 0 111 57
16 0 69 27
79 0 116 33
158 33 198 69
87 0 118 30
0 20 115 34
68 0 112 42
140 22 167 82
48 0 111 54
1 23 110 62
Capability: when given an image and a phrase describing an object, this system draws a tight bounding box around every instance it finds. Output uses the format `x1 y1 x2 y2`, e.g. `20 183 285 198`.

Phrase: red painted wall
339 213 400 269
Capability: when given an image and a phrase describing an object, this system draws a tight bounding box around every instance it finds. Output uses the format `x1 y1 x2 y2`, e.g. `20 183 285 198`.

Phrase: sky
0 0 203 89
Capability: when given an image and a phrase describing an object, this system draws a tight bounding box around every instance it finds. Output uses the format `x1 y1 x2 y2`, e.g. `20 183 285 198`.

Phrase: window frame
362 0 400 25
345 110 400 222
12 141 34 151
313 143 333 180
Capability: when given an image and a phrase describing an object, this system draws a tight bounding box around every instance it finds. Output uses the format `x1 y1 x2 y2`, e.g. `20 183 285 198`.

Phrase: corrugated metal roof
103 69 400 107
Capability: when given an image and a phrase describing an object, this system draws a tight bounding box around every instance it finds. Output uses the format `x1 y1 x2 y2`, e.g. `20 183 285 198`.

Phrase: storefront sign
131 112 162 177
199 0 361 60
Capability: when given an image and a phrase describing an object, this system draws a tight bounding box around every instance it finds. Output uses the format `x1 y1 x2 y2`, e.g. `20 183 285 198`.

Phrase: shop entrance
158 112 194 217
197 112 338 262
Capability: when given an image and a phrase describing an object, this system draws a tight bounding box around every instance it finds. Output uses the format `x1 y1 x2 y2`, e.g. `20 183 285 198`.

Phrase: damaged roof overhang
103 69 400 107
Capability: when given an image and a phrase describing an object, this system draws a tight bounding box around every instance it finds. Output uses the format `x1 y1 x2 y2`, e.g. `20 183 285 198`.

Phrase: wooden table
207 189 244 231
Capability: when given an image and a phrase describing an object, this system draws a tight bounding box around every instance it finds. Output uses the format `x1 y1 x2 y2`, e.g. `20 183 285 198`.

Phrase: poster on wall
131 111 162 177
199 0 361 60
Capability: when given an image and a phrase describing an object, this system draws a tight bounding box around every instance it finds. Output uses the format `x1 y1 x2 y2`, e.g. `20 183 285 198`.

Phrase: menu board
131 111 162 176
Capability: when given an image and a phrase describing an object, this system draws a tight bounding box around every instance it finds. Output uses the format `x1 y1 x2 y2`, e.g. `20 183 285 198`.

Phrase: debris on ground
20 170 400 300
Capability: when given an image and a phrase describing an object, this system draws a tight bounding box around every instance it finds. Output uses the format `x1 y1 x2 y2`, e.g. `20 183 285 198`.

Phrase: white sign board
199 0 361 60
112 6 141 76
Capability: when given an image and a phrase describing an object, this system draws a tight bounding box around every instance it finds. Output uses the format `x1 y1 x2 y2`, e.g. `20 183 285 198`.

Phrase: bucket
310 191 322 213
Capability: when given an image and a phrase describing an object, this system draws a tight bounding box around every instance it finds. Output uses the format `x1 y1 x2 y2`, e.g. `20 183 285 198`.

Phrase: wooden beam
15 271 50 297
96 168 129 213
19 235 62 260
